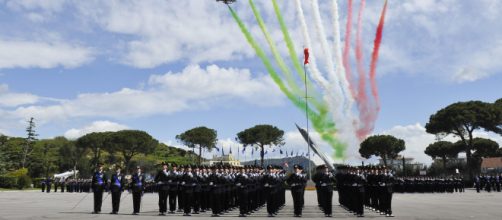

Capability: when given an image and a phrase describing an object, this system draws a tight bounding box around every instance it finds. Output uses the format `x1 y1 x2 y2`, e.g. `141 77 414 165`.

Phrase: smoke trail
369 0 387 113
270 0 324 110
293 0 330 94
229 6 337 145
343 0 355 98
331 0 357 137
310 0 343 98
248 0 302 98
355 0 367 104
296 0 347 158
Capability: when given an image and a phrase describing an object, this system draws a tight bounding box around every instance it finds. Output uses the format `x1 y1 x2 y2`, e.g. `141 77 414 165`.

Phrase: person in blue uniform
91 163 106 214
130 166 145 215
109 165 125 214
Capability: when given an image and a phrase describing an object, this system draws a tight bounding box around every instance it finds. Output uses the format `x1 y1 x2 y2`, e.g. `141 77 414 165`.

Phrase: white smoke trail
293 0 330 93
331 0 358 145
309 0 346 125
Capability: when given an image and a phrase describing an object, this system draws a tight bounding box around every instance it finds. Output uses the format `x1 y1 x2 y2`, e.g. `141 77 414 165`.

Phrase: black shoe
193 212 199 214
211 214 220 217
357 214 364 217
268 213 275 217
183 213 191 216
239 214 246 217
168 211 175 214
132 212 138 215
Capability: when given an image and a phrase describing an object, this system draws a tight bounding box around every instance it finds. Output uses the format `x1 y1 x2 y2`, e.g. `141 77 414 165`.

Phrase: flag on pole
280 149 283 155
229 146 232 154
215 147 220 152
222 147 225 156
304 48 309 64
242 147 246 154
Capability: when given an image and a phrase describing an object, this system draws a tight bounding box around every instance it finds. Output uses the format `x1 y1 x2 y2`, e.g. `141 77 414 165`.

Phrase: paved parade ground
0 190 501 220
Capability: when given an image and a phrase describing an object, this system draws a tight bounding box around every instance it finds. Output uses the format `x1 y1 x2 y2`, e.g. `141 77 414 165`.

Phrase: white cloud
75 0 254 67
64 120 129 140
2 64 283 125
0 84 39 107
0 40 94 69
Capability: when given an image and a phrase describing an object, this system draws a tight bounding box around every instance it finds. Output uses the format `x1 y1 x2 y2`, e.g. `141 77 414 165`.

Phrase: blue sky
0 0 501 165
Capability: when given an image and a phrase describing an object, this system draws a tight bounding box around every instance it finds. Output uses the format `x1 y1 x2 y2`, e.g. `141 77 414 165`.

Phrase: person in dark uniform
41 179 46 192
180 165 197 216
209 165 222 217
109 165 125 214
60 177 66 193
167 163 180 214
286 164 307 217
314 164 334 217
130 166 145 215
178 165 186 212
155 162 170 216
193 165 204 214
235 166 249 217
91 163 106 214
46 177 52 193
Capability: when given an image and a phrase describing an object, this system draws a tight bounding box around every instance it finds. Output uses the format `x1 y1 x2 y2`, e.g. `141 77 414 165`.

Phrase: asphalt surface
0 189 501 220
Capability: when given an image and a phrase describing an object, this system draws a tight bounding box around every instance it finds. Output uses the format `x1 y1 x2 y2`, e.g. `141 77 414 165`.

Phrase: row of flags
213 145 309 157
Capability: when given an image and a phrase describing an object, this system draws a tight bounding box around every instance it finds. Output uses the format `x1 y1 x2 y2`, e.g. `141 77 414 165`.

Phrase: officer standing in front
314 164 335 217
287 164 307 217
130 166 145 215
91 163 106 214
109 165 125 214
155 162 170 216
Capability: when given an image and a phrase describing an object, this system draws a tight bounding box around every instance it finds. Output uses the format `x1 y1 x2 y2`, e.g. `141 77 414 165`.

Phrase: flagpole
304 61 312 181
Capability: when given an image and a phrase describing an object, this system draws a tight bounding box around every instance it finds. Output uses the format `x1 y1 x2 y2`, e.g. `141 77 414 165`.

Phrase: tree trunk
442 155 447 177
260 145 264 167
198 146 202 165
382 155 388 167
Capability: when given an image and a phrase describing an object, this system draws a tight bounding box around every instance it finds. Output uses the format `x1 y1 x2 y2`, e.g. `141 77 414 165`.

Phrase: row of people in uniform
394 177 465 193
333 165 395 218
89 162 301 217
474 175 502 193
41 178 93 193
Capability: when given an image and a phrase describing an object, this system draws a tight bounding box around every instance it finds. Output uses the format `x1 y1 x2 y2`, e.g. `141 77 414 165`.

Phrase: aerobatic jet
216 0 236 4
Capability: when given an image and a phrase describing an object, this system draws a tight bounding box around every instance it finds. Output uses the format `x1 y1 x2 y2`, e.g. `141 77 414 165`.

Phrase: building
481 157 502 173
202 154 242 167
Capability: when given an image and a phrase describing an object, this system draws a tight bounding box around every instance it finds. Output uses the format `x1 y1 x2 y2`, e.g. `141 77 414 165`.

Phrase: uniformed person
130 166 145 215
235 166 249 217
168 163 179 214
286 164 307 217
180 165 197 216
109 165 125 214
155 162 170 216
313 164 334 217
91 163 106 214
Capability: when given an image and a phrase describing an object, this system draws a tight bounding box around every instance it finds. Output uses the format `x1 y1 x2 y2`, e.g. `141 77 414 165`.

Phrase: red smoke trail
343 0 356 99
369 0 387 113
354 0 371 141
356 0 388 140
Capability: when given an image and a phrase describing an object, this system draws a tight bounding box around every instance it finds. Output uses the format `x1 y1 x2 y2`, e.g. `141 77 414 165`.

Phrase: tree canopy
424 141 460 173
107 130 158 172
236 124 284 167
176 126 217 165
359 135 405 167
425 101 502 178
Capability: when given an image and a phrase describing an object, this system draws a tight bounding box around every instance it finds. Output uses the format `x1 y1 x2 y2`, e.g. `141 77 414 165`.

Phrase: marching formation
61 163 407 218
474 175 502 193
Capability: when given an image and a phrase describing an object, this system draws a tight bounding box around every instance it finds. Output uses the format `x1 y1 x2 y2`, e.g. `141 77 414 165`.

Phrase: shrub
0 175 17 188
17 175 32 189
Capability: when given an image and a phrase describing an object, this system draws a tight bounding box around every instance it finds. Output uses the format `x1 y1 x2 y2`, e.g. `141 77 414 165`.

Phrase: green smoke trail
229 6 346 159
248 0 303 98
